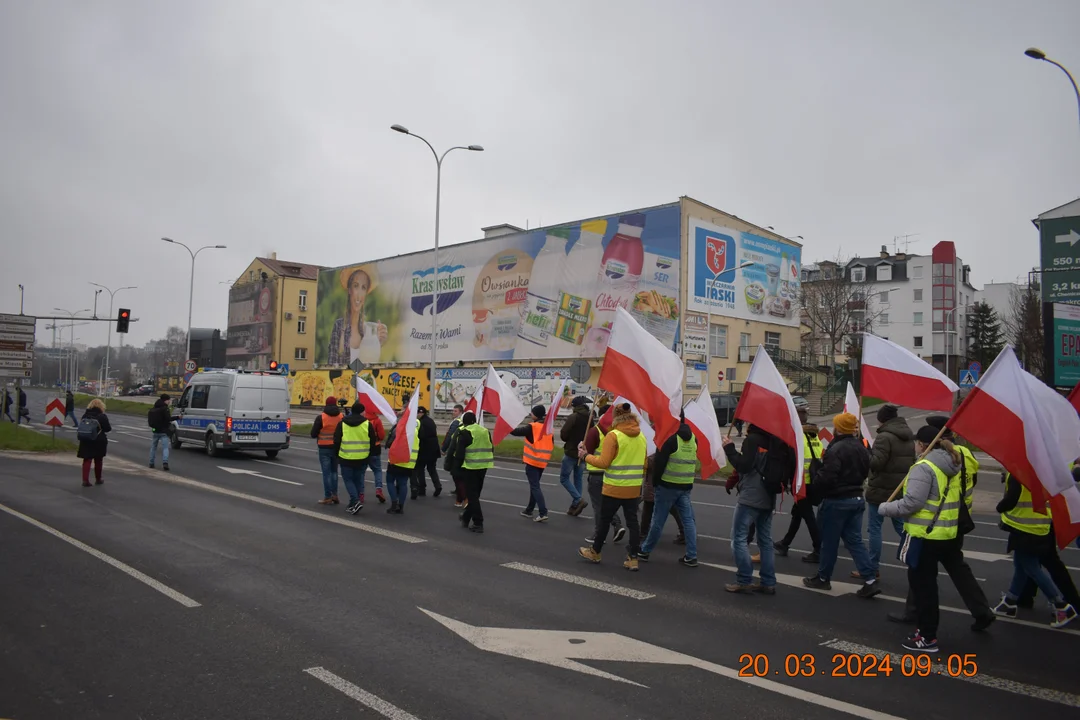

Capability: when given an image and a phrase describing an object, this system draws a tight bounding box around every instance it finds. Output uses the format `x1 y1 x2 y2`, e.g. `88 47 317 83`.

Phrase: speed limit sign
185 359 197 372
717 370 725 382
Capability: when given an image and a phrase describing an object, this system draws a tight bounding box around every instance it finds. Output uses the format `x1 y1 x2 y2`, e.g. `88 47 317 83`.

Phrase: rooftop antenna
892 233 921 253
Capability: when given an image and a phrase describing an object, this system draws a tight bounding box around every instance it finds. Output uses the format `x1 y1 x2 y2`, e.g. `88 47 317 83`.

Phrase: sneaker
674 535 686 545
578 547 601 563
613 526 627 543
623 556 639 572
773 542 789 557
454 501 464 508
856 581 882 599
851 570 881 580
751 553 761 564
992 595 1018 618
679 556 699 568
347 501 363 515
94 479 103 485
637 552 651 562
751 583 775 595
971 614 995 632
802 576 832 591
318 498 335 505
725 583 754 594
902 631 938 654
162 463 170 472
376 488 386 504
571 500 588 516
801 551 820 564
534 515 549 523
1051 602 1078 628
520 510 534 518
433 487 442 498
387 504 398 515
358 494 365 507
470 525 484 534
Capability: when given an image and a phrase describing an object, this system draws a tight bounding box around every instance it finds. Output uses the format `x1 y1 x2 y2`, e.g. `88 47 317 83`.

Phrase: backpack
740 447 780 494
77 416 101 443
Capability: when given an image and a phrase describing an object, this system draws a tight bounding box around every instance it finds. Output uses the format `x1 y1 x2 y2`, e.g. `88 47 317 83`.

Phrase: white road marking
252 459 320 474
304 667 421 719
0 502 200 608
501 561 655 600
874 593 1080 635
218 466 302 486
824 638 1080 708
701 561 864 597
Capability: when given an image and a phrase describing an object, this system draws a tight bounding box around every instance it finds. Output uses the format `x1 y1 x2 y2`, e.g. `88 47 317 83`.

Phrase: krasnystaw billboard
685 218 802 327
314 204 681 365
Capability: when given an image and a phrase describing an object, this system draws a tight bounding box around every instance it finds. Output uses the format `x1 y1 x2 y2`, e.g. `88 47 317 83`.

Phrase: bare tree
1004 283 1044 377
800 256 882 364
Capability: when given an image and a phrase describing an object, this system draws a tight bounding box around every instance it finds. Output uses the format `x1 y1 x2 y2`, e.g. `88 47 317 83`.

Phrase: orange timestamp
738 652 979 678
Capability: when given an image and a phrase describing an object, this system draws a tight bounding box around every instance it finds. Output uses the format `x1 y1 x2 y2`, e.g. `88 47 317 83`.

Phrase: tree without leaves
1003 284 1044 377
800 257 883 364
968 301 1004 369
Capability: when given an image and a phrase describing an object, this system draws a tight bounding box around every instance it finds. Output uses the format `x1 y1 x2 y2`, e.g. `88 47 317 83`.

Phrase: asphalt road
1 389 1076 719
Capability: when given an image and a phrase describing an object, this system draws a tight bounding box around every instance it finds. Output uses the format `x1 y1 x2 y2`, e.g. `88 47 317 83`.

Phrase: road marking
823 638 1080 708
0 502 200 608
252 459 320 474
154 474 426 544
422 609 904 720
700 561 865 597
304 667 421 719
501 561 655 600
873 592 1080 634
218 466 302 486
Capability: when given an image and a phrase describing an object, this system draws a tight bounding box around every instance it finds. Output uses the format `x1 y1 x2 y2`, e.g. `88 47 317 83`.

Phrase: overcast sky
2 0 1078 347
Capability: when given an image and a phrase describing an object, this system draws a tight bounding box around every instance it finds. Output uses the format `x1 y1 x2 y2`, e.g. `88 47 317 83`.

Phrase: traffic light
116 308 131 334
268 360 279 371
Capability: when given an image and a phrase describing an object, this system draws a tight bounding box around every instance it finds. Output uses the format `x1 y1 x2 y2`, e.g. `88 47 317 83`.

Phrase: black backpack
742 447 784 494
77 416 101 442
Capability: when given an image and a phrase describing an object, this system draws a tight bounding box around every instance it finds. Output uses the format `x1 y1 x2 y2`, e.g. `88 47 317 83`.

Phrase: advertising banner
1052 303 1080 388
432 366 594 413
685 218 802 327
226 282 276 366
315 204 681 366
683 312 708 356
289 368 429 410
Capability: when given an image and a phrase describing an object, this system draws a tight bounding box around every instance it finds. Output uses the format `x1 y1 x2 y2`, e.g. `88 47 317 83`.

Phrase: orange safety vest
318 412 344 446
523 422 554 468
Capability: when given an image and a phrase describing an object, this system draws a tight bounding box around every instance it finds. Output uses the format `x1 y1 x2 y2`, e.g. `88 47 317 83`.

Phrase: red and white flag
843 382 874 443
464 379 485 420
596 307 683 445
612 396 657 454
388 388 420 466
1067 383 1080 415
480 364 528 444
732 345 806 498
684 386 727 479
862 334 958 411
354 375 396 427
948 346 1080 549
541 378 570 440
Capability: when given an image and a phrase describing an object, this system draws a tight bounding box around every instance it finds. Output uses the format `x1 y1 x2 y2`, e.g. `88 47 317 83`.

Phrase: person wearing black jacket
77 399 112 486
803 412 880 598
65 389 78 427
147 394 176 471
558 396 592 515
2 388 12 422
442 404 466 506
452 411 487 532
639 420 698 566
333 401 379 514
412 406 442 498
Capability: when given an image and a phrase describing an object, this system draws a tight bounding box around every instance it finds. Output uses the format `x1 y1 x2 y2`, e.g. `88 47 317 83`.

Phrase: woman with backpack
77 398 112 487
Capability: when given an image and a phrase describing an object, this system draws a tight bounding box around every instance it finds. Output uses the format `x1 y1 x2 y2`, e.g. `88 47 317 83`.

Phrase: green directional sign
1040 214 1080 304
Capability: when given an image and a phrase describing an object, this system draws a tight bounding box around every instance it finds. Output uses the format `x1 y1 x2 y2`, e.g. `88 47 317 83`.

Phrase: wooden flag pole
883 424 949 503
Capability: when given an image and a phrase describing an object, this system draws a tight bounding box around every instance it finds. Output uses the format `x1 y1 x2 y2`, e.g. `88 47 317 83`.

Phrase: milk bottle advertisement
685 218 802 327
315 203 681 365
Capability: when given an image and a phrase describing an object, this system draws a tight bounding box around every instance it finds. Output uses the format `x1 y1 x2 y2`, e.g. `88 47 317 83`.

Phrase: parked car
792 395 810 412
710 393 740 427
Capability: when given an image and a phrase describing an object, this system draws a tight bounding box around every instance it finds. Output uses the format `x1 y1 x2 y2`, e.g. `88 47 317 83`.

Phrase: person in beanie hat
452 411 492 532
511 405 555 522
803 412 880 599
864 404 915 583
147 393 177 471
311 396 345 505
582 399 626 545
334 401 378 514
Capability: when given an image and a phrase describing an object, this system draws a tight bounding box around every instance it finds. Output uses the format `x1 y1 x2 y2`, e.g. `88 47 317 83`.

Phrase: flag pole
883 424 949 502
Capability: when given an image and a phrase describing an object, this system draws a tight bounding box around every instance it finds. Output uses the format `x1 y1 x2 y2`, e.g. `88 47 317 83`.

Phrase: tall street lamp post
1025 48 1080 133
161 238 226 367
55 308 90 390
89 282 136 397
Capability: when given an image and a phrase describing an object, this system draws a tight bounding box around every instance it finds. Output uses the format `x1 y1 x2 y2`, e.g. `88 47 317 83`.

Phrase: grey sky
2 0 1078 347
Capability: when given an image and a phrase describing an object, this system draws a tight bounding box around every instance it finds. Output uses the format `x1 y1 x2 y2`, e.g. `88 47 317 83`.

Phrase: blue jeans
340 462 367 505
524 464 548 516
368 454 384 490
66 407 78 427
817 497 875 581
318 446 339 499
1008 548 1064 602
867 502 905 573
386 465 411 508
641 485 697 560
559 455 583 504
732 504 775 587
149 432 170 465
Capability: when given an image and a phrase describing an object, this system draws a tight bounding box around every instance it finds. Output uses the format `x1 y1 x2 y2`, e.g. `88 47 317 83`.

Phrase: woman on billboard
328 265 388 366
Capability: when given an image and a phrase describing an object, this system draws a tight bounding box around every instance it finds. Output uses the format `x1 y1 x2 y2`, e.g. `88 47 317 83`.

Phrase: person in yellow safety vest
577 403 648 571
1016 463 1080 608
878 425 994 653
451 411 493 533
582 410 626 545
992 473 1078 628
384 406 420 515
311 396 345 505
638 414 698 567
511 405 555 522
333 401 379 515
775 406 823 562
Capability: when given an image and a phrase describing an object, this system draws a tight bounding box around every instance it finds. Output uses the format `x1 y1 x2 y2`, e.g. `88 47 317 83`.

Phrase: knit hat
925 415 954 439
462 411 477 425
531 405 546 420
325 396 338 407
833 412 858 436
571 395 591 407
877 404 898 423
352 401 366 414
916 424 941 445
612 402 635 425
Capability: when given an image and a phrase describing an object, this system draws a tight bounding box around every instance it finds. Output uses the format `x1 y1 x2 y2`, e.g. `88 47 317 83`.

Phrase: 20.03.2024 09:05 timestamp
738 652 979 678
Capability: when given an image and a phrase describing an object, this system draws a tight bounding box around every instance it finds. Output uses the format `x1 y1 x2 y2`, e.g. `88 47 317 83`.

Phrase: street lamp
1024 47 1080 131
161 238 226 367
704 260 760 382
89 282 136 397
391 124 484 410
943 304 974 382
55 308 90 390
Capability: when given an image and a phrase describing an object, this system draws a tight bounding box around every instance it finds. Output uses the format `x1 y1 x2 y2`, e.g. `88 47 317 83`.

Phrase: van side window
191 385 210 410
207 385 230 410
178 386 192 409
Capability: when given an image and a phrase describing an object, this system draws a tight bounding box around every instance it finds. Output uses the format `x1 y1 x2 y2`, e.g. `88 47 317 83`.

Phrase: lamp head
1025 48 1047 60
467 145 484 151
390 124 410 135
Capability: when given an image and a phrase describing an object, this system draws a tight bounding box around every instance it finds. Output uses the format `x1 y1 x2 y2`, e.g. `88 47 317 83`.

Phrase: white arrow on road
218 466 302 486
1055 229 1080 247
420 609 904 720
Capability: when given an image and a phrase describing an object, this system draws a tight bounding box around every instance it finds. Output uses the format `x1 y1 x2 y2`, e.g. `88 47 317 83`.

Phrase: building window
850 267 866 283
912 265 923 279
914 311 923 325
764 331 781 349
876 264 892 282
710 325 728 358
297 317 306 334
879 291 889 303
913 336 923 348
932 309 944 332
298 289 308 310
914 289 923 302
294 347 308 361
879 313 889 326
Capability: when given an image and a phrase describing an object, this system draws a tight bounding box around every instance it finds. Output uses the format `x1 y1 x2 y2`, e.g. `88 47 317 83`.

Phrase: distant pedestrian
411 406 442 498
442 404 467 507
16 387 29 424
2 388 13 422
454 411 492 532
775 407 823 563
365 406 387 503
76 398 112 487
147 394 176 471
639 416 696 567
513 405 554 523
558 395 591 516
65 389 78 427
334 401 378 514
311 396 344 505
582 406 625 544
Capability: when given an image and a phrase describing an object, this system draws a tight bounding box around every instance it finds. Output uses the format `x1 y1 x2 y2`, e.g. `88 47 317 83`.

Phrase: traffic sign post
1040 213 1080 304
45 398 65 443
185 359 197 373
0 315 35 426
958 366 979 389
717 369 725 383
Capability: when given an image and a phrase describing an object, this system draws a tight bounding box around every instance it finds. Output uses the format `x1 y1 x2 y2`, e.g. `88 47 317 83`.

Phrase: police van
170 369 291 458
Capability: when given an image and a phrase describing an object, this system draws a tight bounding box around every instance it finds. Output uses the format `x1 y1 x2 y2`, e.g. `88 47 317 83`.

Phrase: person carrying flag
512 405 555 522
453 411 492 533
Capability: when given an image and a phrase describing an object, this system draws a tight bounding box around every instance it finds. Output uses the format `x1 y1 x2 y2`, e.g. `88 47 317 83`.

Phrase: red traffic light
269 361 279 370
120 310 129 319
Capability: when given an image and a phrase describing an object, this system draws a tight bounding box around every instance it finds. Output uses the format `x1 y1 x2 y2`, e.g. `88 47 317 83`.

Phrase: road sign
185 359 197 372
0 359 32 369
693 362 707 371
0 369 31 378
958 368 978 388
569 359 591 384
350 358 366 374
0 350 32 360
717 369 725 382
0 314 35 325
1040 211 1080 304
45 399 65 427
183 371 194 385
968 361 982 374
0 340 32 352
0 315 34 378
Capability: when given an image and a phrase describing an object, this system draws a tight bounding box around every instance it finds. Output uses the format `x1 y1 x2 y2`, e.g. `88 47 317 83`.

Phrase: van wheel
265 450 279 459
205 433 219 457
170 435 183 450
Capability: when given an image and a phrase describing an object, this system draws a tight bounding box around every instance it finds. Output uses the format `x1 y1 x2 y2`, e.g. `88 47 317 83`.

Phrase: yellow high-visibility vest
602 429 647 489
338 421 371 461
1001 480 1051 537
462 425 494 470
661 435 697 485
901 459 961 540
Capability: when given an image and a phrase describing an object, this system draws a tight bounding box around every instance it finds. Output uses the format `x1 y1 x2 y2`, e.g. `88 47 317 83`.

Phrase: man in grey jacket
863 405 915 579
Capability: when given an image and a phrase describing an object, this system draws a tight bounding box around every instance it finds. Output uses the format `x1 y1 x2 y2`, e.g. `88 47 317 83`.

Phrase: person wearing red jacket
365 408 387 503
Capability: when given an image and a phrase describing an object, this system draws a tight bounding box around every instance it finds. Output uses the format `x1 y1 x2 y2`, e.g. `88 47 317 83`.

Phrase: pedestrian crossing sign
958 369 978 388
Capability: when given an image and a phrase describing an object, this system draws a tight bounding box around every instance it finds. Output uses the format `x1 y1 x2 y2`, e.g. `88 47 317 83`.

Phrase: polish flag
388 388 419 466
541 378 570 440
947 346 1080 549
684 386 727 479
843 382 874 443
596 307 683 445
480 364 528 444
354 375 396 427
862 334 958 412
732 345 805 498
464 379 485 421
1067 384 1080 415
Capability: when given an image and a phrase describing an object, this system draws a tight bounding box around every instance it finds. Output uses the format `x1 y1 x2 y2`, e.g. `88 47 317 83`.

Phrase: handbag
957 465 976 536
896 474 953 569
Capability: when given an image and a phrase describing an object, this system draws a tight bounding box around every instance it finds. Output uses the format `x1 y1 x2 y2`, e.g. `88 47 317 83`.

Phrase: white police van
170 369 291 458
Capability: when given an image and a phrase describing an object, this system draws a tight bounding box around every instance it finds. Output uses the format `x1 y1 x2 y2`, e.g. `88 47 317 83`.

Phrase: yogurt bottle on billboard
550 219 606 356
585 213 645 356
515 228 570 356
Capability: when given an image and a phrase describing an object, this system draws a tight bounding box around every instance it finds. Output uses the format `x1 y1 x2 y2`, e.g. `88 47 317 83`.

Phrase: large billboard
685 218 802 327
226 281 275 368
433 366 594 413
1052 303 1080 388
314 204 681 366
289 368 428 410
